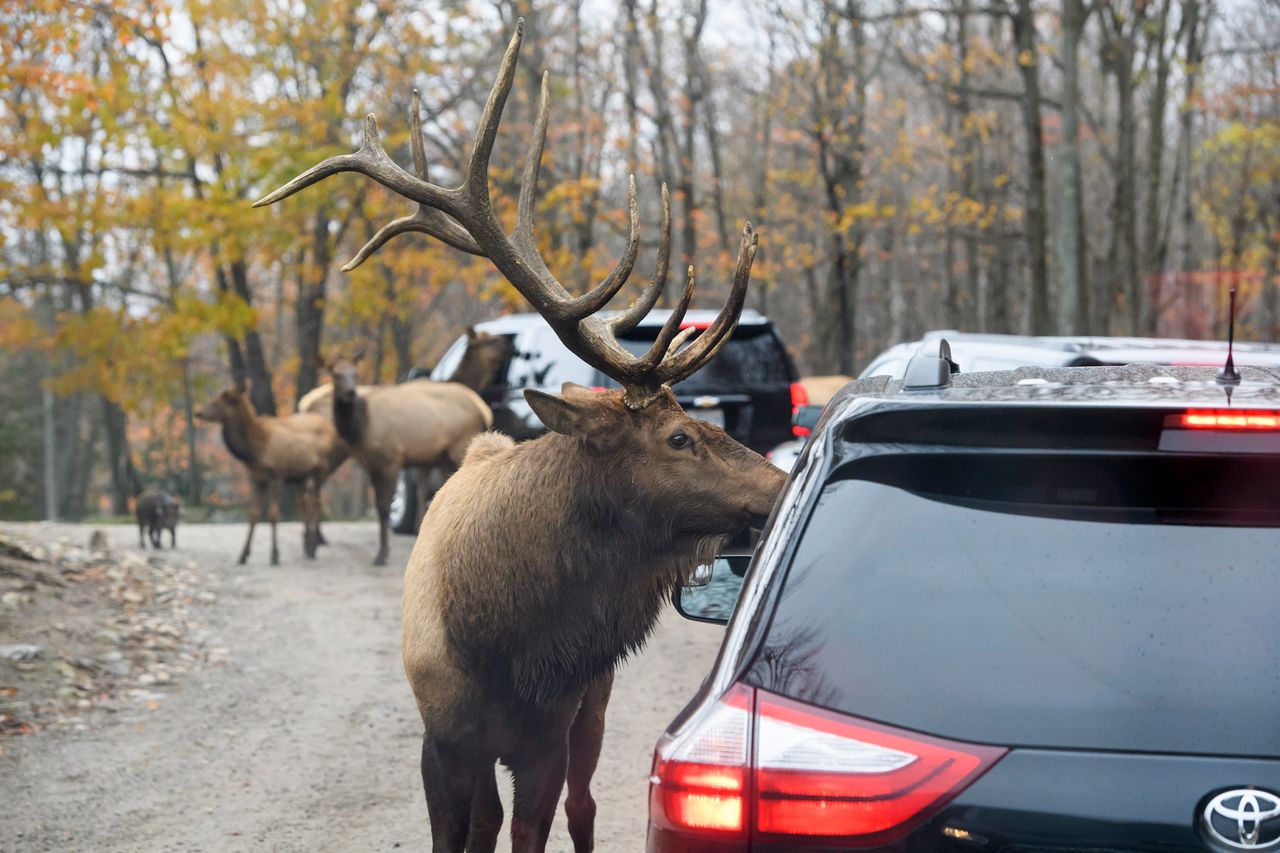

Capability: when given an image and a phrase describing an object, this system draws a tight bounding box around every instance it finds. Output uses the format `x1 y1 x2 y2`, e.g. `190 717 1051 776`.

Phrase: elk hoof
372 554 388 567
270 553 280 566
237 554 248 565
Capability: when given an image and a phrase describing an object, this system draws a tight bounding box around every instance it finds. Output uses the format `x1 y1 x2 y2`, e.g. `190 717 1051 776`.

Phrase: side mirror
792 404 824 432
674 553 753 625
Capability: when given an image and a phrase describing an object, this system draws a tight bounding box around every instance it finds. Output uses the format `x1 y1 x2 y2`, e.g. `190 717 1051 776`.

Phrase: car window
507 328 596 390
602 325 793 392
858 356 908 379
750 452 1280 757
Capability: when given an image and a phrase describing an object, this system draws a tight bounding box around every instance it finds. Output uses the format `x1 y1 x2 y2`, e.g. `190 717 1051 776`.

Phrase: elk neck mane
331 391 368 447
219 401 269 466
437 430 724 708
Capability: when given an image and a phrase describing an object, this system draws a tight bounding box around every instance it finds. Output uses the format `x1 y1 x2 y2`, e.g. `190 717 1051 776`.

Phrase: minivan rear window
602 325 793 392
750 454 1280 757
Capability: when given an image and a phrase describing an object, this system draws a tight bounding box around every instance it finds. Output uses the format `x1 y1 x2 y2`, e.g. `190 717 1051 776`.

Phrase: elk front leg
138 523 146 549
267 479 282 566
371 469 396 566
565 670 614 853
420 733 478 853
238 481 263 564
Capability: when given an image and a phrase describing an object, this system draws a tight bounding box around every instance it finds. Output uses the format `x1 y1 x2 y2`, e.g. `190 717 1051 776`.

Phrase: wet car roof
834 364 1280 411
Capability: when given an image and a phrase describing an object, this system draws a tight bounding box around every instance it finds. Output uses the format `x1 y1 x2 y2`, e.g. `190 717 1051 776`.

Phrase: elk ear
525 384 611 440
466 326 478 341
232 378 247 396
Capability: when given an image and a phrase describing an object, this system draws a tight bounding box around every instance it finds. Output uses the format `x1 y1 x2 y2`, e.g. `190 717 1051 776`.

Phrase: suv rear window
602 325 793 392
750 452 1280 757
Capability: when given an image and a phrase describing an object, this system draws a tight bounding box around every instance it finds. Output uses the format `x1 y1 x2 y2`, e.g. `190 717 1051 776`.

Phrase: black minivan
430 309 802 455
649 351 1280 852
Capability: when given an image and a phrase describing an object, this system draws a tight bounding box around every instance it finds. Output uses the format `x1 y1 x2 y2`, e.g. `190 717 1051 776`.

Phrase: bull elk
316 346 492 566
196 382 342 565
255 20 785 852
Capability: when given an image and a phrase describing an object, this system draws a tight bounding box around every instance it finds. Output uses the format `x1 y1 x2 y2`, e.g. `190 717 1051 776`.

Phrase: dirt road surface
1 521 726 852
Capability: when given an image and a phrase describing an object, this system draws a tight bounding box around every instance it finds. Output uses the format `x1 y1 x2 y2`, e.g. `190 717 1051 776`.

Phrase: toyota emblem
1202 789 1280 851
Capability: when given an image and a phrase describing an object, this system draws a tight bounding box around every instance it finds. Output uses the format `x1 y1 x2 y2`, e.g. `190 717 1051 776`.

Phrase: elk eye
668 432 691 450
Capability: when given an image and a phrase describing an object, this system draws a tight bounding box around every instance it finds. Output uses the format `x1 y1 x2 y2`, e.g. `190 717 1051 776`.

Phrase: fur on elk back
335 381 491 462
425 431 723 708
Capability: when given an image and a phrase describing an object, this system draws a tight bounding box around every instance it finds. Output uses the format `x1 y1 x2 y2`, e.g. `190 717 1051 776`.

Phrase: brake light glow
649 685 1006 847
650 684 752 837
790 383 810 437
754 692 1005 841
679 320 712 330
1173 410 1280 430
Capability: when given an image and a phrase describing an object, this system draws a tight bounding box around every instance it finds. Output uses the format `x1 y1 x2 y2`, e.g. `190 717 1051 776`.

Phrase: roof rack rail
902 339 960 390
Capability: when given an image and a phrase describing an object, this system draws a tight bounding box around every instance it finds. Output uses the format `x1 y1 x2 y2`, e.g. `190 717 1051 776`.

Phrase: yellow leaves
1018 50 1034 68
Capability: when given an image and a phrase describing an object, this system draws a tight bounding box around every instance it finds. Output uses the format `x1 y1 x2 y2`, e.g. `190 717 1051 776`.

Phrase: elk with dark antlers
255 20 785 853
196 382 342 565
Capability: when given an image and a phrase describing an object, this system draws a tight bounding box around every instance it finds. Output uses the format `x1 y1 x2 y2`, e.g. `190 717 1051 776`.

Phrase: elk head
528 383 783 534
320 344 366 405
256 18 784 531
195 381 250 423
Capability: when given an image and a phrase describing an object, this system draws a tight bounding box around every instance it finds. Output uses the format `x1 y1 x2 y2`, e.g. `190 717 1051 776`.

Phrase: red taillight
650 684 752 838
790 383 809 438
1172 409 1280 430
753 691 1004 843
650 686 1005 847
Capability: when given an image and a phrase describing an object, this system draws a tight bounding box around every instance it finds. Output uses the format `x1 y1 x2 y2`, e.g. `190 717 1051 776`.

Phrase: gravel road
1 521 726 852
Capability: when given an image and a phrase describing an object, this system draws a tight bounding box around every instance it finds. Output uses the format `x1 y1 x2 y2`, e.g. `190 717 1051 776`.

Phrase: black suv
430 309 802 454
649 348 1280 851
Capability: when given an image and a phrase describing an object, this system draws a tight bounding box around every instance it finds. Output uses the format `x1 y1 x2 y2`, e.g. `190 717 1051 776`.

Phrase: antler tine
341 93 482 271
253 114 452 211
657 223 758 385
410 89 429 182
635 264 695 374
609 183 671 334
511 70 557 283
466 20 524 203
562 174 641 319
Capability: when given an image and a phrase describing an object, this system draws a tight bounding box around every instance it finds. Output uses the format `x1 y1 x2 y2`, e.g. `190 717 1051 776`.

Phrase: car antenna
1216 287 1241 387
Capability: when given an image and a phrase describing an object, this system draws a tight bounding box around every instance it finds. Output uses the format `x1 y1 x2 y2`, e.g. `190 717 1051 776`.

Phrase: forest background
1 0 1276 520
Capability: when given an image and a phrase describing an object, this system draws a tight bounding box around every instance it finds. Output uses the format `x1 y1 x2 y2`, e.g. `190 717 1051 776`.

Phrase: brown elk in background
195 383 342 565
256 20 785 852
135 487 179 549
316 346 492 566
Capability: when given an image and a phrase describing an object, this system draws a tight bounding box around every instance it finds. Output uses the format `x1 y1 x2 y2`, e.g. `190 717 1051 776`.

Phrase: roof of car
471 309 769 334
833 364 1280 412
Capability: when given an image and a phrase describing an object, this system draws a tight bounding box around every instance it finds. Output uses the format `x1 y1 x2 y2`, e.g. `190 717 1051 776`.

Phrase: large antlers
254 19 758 409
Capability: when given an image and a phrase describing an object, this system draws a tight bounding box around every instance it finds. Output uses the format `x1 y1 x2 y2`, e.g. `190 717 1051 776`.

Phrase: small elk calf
196 382 341 565
135 487 180 549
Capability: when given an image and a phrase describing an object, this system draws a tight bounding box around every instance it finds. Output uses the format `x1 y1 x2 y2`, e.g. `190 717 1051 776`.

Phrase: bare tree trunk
295 206 332 407
42 383 56 521
1057 0 1089 333
1011 0 1051 334
1140 0 1176 334
678 0 708 278
102 398 141 516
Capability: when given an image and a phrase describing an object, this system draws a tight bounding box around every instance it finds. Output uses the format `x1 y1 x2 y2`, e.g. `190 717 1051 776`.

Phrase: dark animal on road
318 346 492 566
255 20 785 853
135 488 180 549
195 382 341 566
